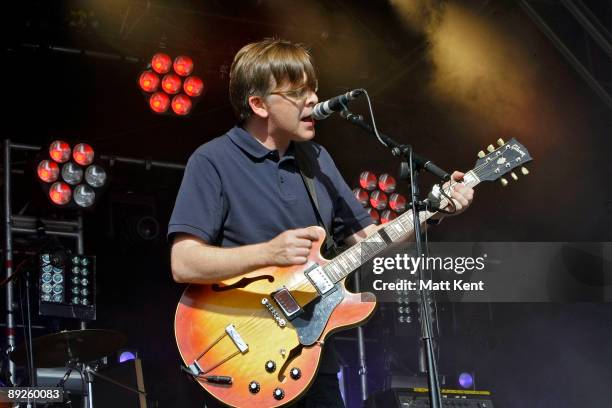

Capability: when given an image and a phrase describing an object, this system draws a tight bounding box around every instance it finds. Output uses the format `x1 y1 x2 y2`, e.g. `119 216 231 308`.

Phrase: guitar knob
273 387 285 400
497 138 505 146
511 172 518 181
265 360 276 373
290 367 302 380
477 150 485 158
521 166 529 175
487 144 495 153
500 178 508 187
248 381 260 394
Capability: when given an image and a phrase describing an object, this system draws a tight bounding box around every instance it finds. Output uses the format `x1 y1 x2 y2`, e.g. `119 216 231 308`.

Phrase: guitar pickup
272 287 302 320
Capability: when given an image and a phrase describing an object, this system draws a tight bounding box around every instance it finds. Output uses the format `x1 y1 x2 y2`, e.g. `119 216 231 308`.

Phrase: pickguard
291 283 344 346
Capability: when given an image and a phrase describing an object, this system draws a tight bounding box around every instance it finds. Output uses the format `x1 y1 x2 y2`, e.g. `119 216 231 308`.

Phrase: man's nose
306 91 318 107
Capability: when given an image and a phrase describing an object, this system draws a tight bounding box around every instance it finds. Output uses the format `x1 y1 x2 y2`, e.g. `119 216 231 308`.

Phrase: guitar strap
294 142 339 258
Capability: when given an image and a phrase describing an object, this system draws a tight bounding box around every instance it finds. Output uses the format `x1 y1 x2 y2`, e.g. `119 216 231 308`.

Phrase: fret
324 263 339 281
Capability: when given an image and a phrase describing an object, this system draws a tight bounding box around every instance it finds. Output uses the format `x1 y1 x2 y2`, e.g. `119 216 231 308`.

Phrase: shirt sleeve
319 147 374 243
167 151 225 244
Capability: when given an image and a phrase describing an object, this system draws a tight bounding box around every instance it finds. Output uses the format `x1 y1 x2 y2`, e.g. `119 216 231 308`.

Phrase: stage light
140 52 205 116
378 173 396 193
171 94 192 116
367 208 380 225
38 141 108 208
183 76 204 97
49 140 71 163
359 171 378 191
49 182 72 205
72 143 94 166
151 53 172 74
458 372 474 389
370 190 388 210
389 193 407 213
37 160 60 183
74 184 95 208
138 71 160 93
61 162 84 185
40 251 96 320
173 55 194 76
118 351 137 363
149 92 170 113
162 73 182 94
85 165 107 188
381 210 398 224
353 188 370 207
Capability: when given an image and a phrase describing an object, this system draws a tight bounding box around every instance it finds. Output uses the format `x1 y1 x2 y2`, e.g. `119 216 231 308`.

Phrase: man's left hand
442 171 474 217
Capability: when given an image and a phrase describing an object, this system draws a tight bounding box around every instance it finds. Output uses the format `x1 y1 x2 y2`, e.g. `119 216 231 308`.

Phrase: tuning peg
511 172 518 181
521 166 529 175
497 138 505 146
487 144 495 153
477 150 486 158
500 178 508 187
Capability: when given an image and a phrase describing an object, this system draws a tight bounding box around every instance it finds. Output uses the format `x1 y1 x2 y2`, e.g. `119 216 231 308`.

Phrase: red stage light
367 208 380 225
370 190 388 210
183 76 204 97
37 160 60 183
353 188 370 207
49 141 71 163
139 71 160 92
162 74 182 94
49 182 72 206
149 92 170 113
171 94 192 115
378 173 397 193
381 210 398 224
151 53 172 74
359 171 378 191
173 55 194 77
73 143 94 166
389 193 407 213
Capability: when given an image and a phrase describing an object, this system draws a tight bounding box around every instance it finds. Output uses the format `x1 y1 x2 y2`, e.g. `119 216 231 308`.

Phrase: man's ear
248 95 269 119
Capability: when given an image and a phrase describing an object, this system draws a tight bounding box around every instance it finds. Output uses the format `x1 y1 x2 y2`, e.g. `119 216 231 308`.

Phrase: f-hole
278 344 304 382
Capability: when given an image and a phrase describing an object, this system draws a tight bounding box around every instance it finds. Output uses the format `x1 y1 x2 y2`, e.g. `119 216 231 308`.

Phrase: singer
168 38 474 407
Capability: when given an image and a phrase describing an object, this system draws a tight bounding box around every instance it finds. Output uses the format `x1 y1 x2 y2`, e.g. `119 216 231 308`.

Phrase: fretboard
322 171 481 283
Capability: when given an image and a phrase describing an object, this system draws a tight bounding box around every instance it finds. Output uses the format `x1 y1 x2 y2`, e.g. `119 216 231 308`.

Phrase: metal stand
353 270 368 402
342 112 448 408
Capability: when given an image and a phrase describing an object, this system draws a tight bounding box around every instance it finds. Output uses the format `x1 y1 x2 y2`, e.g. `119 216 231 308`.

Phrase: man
169 38 473 407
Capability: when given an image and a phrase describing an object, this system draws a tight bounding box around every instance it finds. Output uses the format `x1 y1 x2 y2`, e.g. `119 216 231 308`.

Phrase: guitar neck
322 170 481 283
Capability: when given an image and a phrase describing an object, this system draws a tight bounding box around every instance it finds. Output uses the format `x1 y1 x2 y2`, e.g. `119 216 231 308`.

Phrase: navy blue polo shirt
168 126 372 247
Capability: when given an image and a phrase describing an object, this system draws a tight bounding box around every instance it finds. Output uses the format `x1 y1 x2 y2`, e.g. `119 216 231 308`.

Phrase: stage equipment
10 330 140 408
343 97 531 408
353 172 407 225
10 330 126 369
458 372 474 389
173 136 532 407
37 140 108 208
366 387 495 408
38 249 96 320
139 52 205 116
312 89 364 120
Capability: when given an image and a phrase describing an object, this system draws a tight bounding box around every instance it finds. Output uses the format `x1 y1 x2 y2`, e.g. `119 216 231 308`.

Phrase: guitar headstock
473 138 533 186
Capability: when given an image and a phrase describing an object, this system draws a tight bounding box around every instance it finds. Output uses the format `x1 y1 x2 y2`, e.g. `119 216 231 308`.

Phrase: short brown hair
229 38 317 123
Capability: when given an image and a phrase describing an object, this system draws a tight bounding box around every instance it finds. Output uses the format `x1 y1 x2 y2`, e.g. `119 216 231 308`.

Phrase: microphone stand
341 110 443 408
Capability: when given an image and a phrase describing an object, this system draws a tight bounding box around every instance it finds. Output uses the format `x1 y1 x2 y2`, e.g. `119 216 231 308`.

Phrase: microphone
312 89 364 120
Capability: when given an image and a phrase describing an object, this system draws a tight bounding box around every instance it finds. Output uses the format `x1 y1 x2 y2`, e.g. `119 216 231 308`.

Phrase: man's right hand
265 227 320 266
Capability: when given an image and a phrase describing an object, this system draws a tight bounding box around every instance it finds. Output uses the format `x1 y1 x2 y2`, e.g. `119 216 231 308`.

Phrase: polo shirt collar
228 126 295 161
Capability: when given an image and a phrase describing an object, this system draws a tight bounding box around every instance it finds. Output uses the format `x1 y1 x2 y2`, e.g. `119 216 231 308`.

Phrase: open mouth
300 115 314 124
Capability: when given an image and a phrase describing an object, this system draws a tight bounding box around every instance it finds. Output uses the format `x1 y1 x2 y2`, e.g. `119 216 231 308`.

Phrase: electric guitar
174 138 532 407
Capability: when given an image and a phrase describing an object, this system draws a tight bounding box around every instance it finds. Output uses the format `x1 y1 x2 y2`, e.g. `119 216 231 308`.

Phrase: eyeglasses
269 85 318 100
